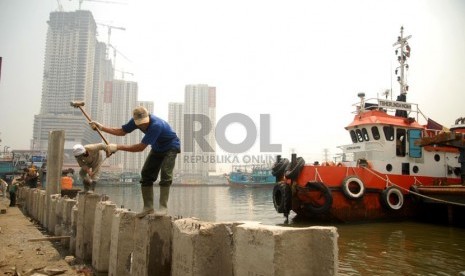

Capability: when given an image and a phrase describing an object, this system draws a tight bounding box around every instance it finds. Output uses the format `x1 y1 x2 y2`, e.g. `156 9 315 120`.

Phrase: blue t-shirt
122 114 180 153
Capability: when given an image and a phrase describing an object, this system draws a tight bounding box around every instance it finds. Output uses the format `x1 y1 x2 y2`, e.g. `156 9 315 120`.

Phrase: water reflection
95 184 465 275
337 222 465 275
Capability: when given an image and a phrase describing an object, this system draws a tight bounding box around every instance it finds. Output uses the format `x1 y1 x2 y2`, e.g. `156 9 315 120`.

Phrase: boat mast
393 26 412 100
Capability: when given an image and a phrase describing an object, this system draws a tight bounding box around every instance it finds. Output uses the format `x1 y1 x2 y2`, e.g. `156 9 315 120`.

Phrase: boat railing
422 128 443 138
352 97 421 122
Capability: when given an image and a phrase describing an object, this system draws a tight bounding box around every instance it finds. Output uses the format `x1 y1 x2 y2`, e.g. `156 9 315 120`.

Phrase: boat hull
282 165 462 222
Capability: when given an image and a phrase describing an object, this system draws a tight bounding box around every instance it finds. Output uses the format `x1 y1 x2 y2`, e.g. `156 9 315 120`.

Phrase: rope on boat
413 176 424 185
314 168 323 183
362 166 465 207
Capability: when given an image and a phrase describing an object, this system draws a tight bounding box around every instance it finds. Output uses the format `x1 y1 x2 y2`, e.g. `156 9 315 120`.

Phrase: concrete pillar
24 187 32 214
132 215 173 276
38 190 46 224
32 189 39 220
92 200 117 273
75 193 100 262
233 223 338 276
70 204 79 254
47 194 60 233
61 197 77 249
62 198 77 229
44 130 64 228
54 196 65 236
17 187 27 207
36 191 41 223
109 209 136 276
171 218 235 276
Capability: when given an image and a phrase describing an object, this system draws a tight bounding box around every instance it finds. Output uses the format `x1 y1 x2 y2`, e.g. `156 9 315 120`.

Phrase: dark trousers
9 192 16 207
27 178 38 188
140 149 178 187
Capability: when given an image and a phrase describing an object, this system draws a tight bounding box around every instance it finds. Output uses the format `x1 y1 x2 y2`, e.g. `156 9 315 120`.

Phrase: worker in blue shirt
90 106 180 218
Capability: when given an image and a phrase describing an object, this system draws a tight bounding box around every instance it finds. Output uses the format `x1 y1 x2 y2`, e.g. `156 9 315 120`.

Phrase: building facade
183 84 216 179
32 10 152 174
33 10 102 160
168 102 184 174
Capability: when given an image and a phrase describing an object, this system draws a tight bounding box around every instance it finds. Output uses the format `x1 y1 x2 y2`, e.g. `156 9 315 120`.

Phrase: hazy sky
1 0 464 165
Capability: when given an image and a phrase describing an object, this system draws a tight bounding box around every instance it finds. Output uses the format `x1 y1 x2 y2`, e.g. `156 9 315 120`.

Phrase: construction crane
77 0 126 10
97 23 126 59
114 69 134 80
56 0 64 11
108 43 131 73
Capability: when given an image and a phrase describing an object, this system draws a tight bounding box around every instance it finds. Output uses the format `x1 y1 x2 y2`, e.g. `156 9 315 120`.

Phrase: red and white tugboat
272 27 465 222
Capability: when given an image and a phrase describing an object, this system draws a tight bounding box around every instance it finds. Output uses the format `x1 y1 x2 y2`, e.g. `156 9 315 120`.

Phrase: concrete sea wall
17 187 338 276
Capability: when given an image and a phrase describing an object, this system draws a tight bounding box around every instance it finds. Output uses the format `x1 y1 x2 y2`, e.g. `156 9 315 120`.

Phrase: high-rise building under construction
31 10 150 173
32 10 104 162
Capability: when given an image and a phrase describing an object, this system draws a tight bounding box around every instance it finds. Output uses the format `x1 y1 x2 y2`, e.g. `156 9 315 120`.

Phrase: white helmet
73 144 86 157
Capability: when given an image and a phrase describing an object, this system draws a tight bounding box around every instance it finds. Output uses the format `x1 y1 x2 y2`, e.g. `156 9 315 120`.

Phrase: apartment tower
32 10 103 162
183 84 216 180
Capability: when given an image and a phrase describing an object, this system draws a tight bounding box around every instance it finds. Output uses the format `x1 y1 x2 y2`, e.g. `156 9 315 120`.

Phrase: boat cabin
340 94 461 182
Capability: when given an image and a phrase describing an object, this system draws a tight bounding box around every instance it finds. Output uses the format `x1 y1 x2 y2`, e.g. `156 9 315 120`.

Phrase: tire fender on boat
272 183 292 214
272 158 290 177
285 157 306 180
409 185 422 203
303 181 333 215
380 186 404 210
341 175 365 200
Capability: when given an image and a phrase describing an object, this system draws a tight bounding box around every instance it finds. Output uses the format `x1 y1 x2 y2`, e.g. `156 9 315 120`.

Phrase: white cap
133 106 149 125
73 144 86 157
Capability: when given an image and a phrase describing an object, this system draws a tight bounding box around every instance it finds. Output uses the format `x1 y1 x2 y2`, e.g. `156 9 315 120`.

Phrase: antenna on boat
393 26 412 100
357 92 365 113
383 89 390 99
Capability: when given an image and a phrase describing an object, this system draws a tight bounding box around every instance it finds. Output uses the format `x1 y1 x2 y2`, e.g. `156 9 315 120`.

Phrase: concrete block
62 198 77 226
109 209 136 276
38 190 50 225
47 194 60 233
38 191 46 224
233 223 338 276
29 189 36 217
55 196 64 223
32 189 40 220
24 188 31 214
17 187 27 207
75 193 100 262
92 201 117 273
54 196 64 235
70 204 78 255
132 215 173 276
171 218 235 276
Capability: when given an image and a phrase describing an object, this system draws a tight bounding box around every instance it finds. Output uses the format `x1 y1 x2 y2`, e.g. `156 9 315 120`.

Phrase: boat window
383 126 394 141
371 126 380 140
355 129 363 142
396 128 406 157
362 128 370 141
350 130 357 143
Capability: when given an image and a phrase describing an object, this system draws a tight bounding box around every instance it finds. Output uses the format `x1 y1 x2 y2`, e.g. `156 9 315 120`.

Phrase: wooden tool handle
78 106 110 145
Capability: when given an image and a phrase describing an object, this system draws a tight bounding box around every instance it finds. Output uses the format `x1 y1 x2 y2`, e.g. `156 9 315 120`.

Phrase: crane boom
78 0 126 10
56 0 63 11
97 23 126 59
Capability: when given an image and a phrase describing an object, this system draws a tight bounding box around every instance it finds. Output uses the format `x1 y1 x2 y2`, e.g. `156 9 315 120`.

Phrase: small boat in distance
271 26 465 223
228 164 276 187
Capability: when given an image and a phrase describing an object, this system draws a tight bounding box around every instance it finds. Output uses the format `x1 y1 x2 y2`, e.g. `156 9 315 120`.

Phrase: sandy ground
0 197 91 276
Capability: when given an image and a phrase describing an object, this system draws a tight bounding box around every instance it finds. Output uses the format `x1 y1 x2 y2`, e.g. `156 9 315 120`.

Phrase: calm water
96 184 465 275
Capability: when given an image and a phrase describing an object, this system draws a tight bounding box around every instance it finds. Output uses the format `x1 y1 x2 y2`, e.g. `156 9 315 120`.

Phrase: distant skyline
1 0 465 164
